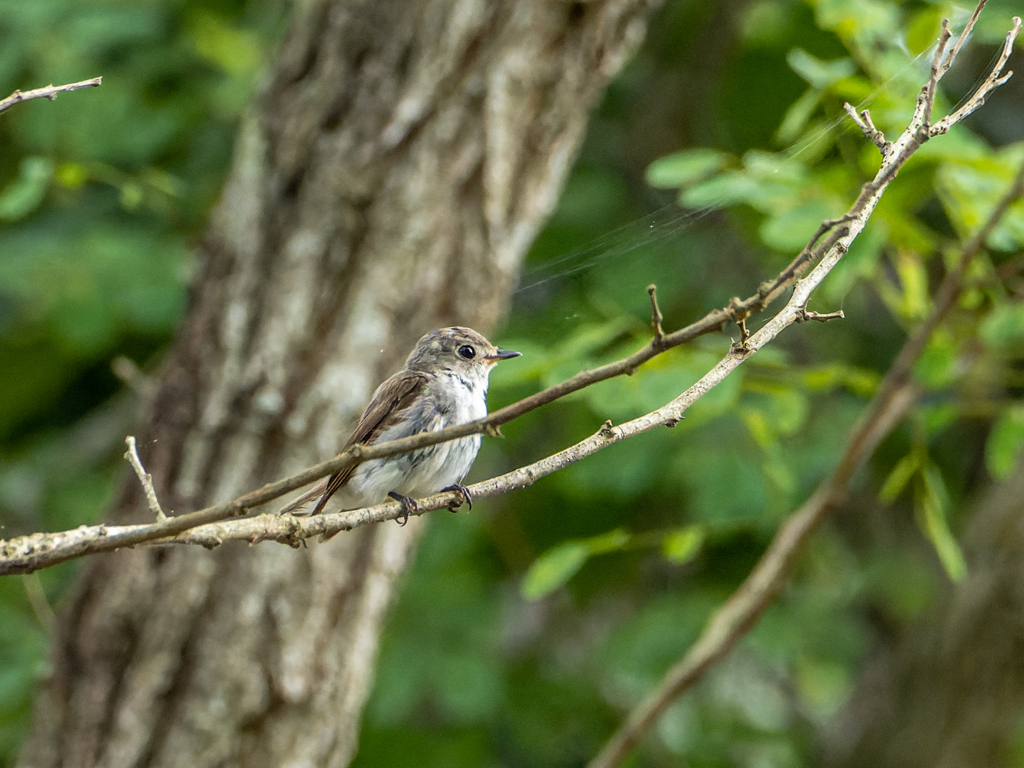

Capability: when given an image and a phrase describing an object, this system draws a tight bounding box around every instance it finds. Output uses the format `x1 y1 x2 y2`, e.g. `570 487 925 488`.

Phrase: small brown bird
281 327 520 526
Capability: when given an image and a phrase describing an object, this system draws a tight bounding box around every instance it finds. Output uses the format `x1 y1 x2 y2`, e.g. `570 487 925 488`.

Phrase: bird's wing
311 370 429 516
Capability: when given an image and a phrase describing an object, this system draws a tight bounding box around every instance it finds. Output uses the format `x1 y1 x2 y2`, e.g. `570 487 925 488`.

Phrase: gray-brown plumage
280 327 520 526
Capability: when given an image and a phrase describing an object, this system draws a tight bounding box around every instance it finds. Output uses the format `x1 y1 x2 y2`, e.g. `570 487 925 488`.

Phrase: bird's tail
276 478 330 516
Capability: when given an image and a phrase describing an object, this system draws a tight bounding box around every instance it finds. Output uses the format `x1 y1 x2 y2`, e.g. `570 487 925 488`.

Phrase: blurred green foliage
1 0 1023 766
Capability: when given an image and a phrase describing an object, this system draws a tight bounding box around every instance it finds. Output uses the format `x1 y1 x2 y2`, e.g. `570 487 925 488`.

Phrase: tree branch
0 77 102 116
0 217 857 572
124 436 167 522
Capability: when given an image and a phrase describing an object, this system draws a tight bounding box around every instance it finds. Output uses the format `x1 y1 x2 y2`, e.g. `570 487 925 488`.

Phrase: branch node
727 296 749 322
844 103 889 153
730 338 752 356
599 419 617 440
124 436 166 521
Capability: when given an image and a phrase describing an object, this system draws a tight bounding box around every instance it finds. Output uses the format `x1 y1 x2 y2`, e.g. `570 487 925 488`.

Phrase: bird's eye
458 344 476 360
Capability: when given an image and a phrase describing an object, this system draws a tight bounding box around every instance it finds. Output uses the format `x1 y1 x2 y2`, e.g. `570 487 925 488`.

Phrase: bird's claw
442 484 473 512
388 492 420 526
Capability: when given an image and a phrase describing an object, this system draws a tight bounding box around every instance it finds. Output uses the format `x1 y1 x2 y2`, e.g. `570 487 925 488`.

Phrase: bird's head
405 326 521 379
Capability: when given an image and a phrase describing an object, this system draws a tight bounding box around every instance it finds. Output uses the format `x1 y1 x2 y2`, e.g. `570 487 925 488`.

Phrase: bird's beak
486 348 522 361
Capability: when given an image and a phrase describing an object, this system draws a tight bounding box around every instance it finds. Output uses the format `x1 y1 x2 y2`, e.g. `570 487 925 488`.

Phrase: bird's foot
388 492 420 526
441 484 473 512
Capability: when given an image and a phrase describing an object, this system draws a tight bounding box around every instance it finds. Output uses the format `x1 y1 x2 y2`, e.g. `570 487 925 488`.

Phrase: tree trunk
825 460 1024 768
17 2 658 766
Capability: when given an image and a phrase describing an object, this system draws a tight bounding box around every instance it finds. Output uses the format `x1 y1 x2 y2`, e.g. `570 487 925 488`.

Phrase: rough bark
826 459 1024 768
17 1 659 766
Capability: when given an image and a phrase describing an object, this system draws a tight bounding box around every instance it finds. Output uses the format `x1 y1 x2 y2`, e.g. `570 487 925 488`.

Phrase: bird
280 326 521 529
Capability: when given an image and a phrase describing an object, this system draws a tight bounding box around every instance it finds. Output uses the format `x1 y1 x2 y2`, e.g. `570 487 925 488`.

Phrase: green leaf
980 303 1024 349
760 199 844 252
189 9 264 76
661 526 706 565
786 48 857 89
522 529 631 600
646 148 732 190
775 88 822 145
680 170 763 210
913 330 957 389
935 150 1024 250
0 157 53 221
801 363 879 397
917 463 966 582
521 542 587 599
905 8 943 55
879 452 919 502
742 384 810 439
986 405 1024 480
683 151 809 213
885 249 931 321
742 408 774 449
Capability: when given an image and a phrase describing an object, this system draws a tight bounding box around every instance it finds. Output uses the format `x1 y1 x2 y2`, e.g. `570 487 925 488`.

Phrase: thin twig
124 437 166 521
921 19 954 127
940 0 987 76
647 284 665 347
0 77 102 116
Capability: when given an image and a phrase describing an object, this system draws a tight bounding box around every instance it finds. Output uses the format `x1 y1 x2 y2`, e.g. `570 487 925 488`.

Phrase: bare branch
847 4 1018 163
0 146 907 573
0 77 102 116
587 157 1024 768
921 18 954 126
0 227 855 572
940 0 988 77
124 436 166 522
